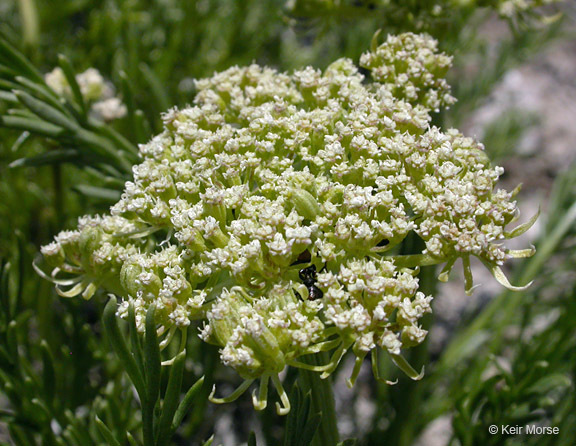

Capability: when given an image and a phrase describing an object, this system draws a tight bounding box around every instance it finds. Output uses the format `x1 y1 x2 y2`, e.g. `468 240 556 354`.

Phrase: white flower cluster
319 258 431 356
45 67 127 121
498 0 563 19
359 33 454 112
286 0 564 25
39 33 534 408
201 285 324 379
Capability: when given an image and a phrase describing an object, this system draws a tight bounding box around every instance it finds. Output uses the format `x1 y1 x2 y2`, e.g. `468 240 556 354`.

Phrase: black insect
298 264 324 300
290 249 312 266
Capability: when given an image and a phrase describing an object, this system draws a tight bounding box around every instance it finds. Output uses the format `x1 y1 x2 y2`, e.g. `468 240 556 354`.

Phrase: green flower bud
288 188 320 221
79 226 103 266
120 262 161 298
40 242 65 268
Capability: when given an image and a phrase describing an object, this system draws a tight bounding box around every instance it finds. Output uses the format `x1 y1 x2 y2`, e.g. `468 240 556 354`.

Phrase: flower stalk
297 353 339 446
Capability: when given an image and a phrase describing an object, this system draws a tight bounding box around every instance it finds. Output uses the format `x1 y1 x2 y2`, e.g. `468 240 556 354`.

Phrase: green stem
17 0 39 50
52 162 63 229
387 253 447 268
297 353 339 446
387 265 436 446
142 399 154 446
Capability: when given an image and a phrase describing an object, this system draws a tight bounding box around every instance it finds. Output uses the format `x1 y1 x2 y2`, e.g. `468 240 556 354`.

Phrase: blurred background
0 1 575 445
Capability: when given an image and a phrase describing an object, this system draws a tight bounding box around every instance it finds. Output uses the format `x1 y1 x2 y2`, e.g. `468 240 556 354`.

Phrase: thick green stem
297 353 339 446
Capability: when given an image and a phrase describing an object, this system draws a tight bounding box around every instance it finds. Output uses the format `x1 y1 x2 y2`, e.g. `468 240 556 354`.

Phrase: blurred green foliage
0 0 574 444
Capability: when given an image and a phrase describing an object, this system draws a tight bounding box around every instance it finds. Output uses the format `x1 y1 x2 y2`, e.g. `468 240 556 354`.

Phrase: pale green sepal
390 253 446 268
438 257 457 282
504 208 540 239
346 353 366 389
209 379 254 404
252 374 269 411
541 12 563 25
55 281 86 298
32 261 82 286
370 30 382 53
462 255 478 296
81 282 97 300
293 338 341 356
371 349 397 385
510 183 523 198
507 245 536 259
288 358 334 373
390 353 425 381
271 374 291 416
320 342 350 379
486 262 533 291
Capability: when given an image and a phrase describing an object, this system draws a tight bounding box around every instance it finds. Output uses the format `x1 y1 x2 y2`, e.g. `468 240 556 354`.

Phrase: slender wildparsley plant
35 32 536 442
1 0 569 444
